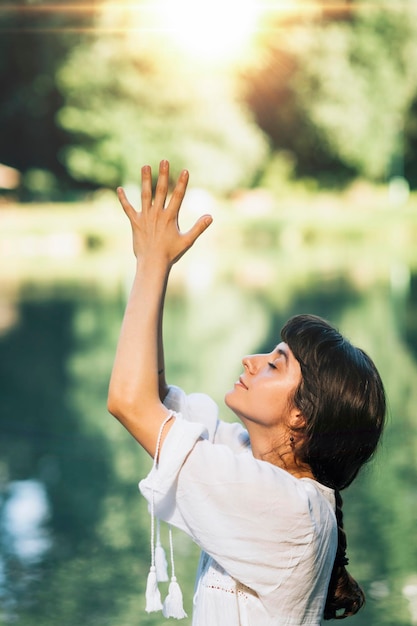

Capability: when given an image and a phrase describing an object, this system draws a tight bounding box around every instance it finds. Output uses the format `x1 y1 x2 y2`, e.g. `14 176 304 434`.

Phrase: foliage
241 3 417 185
404 95 417 188
56 7 268 194
0 0 93 192
3 1 417 195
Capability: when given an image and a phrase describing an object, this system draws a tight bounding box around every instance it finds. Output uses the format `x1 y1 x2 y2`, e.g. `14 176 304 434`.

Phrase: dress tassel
155 543 169 582
145 413 187 619
145 566 163 613
155 519 169 582
163 576 188 619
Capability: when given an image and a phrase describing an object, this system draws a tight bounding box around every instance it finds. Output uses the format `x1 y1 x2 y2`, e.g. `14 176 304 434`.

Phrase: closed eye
268 362 277 369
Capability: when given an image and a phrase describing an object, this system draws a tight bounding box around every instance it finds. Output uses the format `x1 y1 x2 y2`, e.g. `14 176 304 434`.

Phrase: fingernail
160 159 168 169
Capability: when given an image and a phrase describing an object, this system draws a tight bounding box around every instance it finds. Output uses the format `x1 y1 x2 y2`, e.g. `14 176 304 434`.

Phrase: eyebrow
275 345 289 365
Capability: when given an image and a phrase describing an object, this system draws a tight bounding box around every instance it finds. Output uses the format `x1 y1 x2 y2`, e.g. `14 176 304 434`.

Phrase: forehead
274 342 300 368
274 341 290 355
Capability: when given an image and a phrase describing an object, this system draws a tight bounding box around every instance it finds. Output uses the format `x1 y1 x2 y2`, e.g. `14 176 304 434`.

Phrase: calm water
1 232 417 625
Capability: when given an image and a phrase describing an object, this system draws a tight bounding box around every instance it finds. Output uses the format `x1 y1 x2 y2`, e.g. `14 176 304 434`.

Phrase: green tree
0 0 97 196
242 3 417 185
56 4 268 195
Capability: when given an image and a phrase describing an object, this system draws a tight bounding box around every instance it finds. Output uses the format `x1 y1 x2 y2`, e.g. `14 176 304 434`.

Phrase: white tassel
145 566 163 613
163 576 187 619
155 543 169 582
144 413 174 614
155 518 169 582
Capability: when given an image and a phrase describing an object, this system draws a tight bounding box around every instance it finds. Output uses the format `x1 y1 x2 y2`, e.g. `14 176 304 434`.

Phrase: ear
288 409 306 431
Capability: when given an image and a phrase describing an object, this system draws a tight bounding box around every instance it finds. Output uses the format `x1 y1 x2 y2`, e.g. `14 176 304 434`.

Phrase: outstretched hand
117 159 213 266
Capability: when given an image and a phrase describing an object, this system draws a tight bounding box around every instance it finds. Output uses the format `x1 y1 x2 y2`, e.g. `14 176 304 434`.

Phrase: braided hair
281 314 386 619
324 491 365 619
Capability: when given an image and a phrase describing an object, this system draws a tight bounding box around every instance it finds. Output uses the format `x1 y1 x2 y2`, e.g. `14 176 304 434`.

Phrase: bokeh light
154 0 262 63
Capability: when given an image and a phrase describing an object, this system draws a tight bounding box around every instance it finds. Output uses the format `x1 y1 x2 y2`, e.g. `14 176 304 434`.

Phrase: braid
334 491 348 568
323 491 365 620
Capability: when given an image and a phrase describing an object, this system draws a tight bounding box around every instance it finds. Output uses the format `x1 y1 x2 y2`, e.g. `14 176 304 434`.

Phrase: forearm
108 257 171 444
157 275 169 401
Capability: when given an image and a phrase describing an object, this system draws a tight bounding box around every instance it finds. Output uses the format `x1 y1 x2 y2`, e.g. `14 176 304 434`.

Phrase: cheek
224 380 294 419
263 384 295 418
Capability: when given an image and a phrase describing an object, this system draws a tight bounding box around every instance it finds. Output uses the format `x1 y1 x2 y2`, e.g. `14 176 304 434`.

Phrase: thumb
184 214 213 247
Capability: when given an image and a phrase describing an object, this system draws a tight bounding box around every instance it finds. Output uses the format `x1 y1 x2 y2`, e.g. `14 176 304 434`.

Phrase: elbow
107 372 135 418
107 380 164 426
107 387 132 422
107 394 121 421
107 391 146 445
107 385 148 424
107 393 119 419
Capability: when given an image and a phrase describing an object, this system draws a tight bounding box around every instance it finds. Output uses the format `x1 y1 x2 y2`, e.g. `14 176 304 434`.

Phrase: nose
242 354 262 374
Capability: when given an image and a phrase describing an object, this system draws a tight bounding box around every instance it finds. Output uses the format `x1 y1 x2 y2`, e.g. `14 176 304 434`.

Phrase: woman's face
225 342 302 429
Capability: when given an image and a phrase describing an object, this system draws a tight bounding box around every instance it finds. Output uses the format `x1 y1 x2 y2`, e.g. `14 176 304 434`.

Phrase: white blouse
139 386 337 626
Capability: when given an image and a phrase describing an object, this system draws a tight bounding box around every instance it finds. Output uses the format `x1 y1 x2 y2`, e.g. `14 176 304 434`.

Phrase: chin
224 389 233 408
224 389 242 420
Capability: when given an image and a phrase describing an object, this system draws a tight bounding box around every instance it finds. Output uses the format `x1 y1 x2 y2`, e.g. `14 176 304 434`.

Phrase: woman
108 160 386 625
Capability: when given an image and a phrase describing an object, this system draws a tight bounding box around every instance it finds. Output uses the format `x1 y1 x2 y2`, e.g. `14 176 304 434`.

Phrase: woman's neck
249 427 315 480
259 448 315 480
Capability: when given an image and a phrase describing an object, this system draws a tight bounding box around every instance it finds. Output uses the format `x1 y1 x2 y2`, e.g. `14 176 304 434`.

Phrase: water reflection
0 260 416 625
2 480 51 562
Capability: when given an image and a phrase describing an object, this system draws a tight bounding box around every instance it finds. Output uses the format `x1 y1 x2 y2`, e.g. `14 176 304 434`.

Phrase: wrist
135 255 171 275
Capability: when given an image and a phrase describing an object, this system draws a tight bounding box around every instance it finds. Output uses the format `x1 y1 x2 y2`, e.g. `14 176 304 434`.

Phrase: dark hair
281 314 386 620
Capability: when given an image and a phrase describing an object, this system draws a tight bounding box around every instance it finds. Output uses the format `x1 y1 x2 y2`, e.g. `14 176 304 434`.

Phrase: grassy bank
1 183 417 294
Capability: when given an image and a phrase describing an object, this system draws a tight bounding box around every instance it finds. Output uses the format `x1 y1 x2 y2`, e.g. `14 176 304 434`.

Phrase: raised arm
107 160 212 456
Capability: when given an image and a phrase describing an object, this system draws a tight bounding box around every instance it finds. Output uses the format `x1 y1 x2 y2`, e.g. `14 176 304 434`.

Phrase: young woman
108 160 386 625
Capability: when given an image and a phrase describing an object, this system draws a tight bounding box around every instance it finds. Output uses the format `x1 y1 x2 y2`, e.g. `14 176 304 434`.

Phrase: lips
237 376 248 390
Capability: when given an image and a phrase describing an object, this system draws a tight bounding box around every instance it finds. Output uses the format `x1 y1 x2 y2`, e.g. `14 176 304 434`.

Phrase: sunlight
156 0 262 63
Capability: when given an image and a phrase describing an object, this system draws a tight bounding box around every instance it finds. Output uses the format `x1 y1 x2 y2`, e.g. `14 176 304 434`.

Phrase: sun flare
156 0 262 63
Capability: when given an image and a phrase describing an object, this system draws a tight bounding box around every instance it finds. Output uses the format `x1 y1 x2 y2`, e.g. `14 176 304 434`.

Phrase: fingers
141 160 173 212
118 160 192 226
184 214 213 248
154 160 170 209
117 187 136 222
141 164 153 212
166 168 189 217
119 161 169 220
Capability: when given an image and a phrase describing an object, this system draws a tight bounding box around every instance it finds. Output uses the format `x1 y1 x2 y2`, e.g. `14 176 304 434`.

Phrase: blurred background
1 1 417 624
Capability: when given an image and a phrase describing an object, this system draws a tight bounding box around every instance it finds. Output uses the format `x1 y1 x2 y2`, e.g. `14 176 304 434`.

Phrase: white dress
139 386 337 626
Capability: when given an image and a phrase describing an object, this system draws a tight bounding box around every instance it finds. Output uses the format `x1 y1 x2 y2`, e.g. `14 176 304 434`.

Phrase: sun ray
0 2 414 40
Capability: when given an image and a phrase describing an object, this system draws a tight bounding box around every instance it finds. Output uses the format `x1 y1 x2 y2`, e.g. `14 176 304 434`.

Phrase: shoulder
299 478 336 516
164 385 250 449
